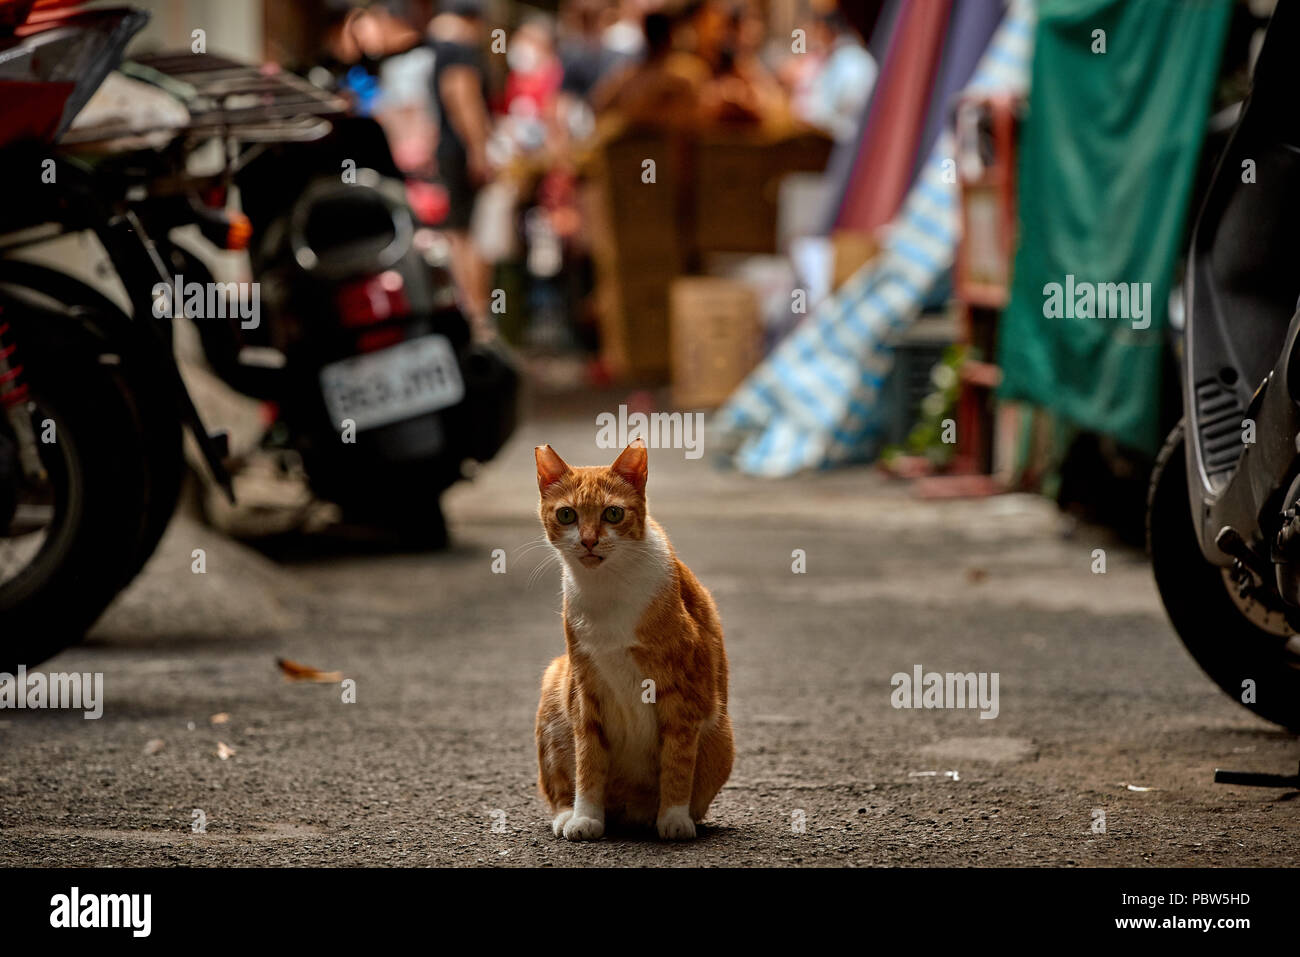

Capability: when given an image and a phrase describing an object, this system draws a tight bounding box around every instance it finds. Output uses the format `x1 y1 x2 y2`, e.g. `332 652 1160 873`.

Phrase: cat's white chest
558 526 673 780
565 595 660 777
580 641 659 777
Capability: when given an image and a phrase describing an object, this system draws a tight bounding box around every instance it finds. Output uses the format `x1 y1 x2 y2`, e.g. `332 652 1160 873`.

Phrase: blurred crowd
302 0 874 353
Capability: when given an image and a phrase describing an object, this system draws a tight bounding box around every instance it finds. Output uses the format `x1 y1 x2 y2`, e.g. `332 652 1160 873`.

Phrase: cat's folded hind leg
689 712 735 823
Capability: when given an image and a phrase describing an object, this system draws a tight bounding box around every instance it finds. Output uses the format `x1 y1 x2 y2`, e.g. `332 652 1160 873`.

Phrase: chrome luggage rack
59 50 350 151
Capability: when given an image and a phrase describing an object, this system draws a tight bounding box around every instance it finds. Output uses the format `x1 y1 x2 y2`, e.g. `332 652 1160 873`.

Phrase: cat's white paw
551 808 574 837
657 805 697 840
562 815 605 841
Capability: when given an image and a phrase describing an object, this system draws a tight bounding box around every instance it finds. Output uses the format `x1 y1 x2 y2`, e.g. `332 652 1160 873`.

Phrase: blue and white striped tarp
714 0 1035 477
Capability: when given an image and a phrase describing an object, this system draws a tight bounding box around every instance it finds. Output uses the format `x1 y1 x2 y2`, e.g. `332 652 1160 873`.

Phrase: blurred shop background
14 0 1276 547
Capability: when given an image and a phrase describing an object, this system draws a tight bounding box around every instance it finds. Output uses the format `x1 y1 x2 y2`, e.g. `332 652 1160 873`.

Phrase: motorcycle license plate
319 335 464 432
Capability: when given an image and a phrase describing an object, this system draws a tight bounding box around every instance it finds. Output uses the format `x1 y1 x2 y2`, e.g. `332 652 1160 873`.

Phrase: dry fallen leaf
216 742 235 761
276 657 343 683
143 738 165 756
210 713 230 725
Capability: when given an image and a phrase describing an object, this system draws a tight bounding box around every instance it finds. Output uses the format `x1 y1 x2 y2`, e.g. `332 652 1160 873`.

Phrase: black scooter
1148 1 1300 739
217 112 518 543
117 49 519 545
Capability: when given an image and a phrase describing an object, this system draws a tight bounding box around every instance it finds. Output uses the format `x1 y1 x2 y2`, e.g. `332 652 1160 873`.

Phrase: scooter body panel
1183 0 1300 578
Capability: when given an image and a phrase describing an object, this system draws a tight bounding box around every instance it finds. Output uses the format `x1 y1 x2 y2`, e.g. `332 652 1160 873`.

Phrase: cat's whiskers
514 537 556 557
526 551 563 590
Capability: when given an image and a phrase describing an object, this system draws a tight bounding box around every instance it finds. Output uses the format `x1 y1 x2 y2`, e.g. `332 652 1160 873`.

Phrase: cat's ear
610 438 648 494
535 445 572 493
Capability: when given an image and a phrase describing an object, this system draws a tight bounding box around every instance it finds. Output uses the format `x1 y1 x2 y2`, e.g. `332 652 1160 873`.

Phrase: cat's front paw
562 815 605 841
551 808 575 837
656 805 697 840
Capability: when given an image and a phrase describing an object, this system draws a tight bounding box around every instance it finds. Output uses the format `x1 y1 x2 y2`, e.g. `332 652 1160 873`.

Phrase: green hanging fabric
997 0 1231 453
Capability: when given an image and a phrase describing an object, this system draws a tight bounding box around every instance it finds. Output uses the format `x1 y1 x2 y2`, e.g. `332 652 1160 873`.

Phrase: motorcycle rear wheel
0 316 149 672
0 262 182 595
1148 420 1300 731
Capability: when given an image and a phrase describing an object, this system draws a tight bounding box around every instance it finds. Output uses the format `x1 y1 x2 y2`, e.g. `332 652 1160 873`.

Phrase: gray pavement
1 407 1298 866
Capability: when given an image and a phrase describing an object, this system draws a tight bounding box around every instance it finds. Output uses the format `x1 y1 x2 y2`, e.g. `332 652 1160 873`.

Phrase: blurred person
797 10 877 142
311 4 434 168
375 42 437 172
698 2 788 126
678 0 727 70
554 0 609 144
590 10 702 127
601 0 651 70
776 5 829 110
319 2 423 112
429 0 494 334
503 15 564 153
557 0 609 101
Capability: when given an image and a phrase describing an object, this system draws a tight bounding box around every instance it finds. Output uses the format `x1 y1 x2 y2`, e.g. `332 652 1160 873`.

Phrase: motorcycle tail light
336 270 409 328
201 184 228 208
355 327 404 354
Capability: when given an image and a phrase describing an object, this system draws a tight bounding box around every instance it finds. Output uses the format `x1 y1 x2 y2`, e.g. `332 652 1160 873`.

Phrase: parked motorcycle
1148 1 1300 732
0 4 216 671
0 4 516 671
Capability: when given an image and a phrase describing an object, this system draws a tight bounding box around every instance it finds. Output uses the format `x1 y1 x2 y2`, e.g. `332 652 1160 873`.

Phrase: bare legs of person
445 228 495 343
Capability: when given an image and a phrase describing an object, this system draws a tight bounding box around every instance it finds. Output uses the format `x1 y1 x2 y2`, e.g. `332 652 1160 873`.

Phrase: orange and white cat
534 439 733 841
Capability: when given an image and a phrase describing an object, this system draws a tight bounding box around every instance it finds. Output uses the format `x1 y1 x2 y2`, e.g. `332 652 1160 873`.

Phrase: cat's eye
555 507 578 525
602 506 625 523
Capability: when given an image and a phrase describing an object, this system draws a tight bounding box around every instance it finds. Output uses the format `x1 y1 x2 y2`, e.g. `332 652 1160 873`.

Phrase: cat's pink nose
581 535 599 550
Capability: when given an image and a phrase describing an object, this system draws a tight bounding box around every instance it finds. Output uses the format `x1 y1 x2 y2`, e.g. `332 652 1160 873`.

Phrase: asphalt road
2 408 1298 867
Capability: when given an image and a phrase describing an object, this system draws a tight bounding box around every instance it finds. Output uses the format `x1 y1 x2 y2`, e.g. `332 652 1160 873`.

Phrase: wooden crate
670 277 762 408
